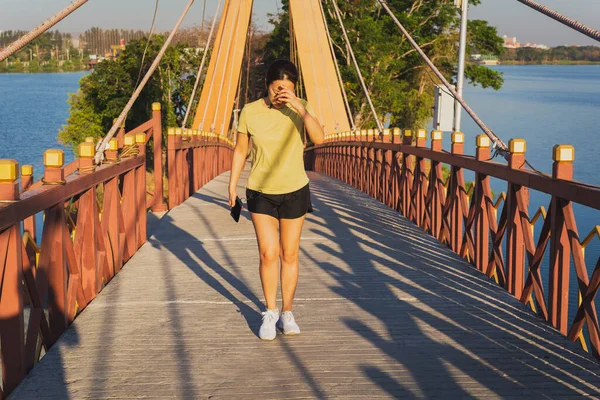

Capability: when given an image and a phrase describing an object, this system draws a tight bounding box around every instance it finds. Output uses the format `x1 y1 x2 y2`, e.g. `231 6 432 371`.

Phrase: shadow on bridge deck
10 170 600 399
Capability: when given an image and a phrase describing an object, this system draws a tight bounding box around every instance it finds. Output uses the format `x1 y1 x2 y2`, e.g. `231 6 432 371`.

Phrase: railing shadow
300 173 600 398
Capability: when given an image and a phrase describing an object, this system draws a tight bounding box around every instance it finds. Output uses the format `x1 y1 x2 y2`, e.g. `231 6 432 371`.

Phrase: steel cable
517 0 600 43
135 0 161 89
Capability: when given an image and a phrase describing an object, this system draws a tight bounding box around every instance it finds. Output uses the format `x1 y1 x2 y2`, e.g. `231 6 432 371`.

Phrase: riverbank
0 60 88 74
500 60 600 65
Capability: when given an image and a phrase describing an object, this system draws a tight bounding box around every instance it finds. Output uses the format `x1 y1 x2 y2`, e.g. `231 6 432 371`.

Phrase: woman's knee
281 248 299 265
260 246 279 265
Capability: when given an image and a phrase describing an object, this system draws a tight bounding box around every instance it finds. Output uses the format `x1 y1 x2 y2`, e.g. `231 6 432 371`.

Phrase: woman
228 59 324 340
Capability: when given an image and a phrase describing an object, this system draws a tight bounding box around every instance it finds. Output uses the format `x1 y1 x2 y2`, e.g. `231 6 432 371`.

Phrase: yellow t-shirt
237 98 315 194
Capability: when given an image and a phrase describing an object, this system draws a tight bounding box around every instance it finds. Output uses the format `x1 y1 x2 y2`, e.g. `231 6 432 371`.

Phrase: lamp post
454 0 469 132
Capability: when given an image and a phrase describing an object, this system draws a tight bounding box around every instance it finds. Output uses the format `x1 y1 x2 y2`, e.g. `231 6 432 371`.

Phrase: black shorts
246 184 313 220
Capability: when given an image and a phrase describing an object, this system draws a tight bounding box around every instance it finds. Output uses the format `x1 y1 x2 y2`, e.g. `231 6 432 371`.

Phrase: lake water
0 72 87 176
0 66 598 322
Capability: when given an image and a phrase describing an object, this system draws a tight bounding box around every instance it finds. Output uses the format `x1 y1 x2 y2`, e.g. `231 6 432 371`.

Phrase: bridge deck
10 169 600 399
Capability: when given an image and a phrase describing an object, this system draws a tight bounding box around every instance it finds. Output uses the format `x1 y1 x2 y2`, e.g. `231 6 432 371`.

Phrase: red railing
167 128 233 208
0 102 234 398
306 128 600 358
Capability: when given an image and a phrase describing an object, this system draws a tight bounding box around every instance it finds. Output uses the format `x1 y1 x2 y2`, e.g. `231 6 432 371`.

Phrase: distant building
503 34 549 50
503 35 520 49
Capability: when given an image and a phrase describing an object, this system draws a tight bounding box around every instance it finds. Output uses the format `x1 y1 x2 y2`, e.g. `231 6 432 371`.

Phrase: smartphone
230 196 243 223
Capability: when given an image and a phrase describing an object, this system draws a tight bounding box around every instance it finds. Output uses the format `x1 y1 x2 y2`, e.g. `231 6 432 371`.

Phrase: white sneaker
259 309 279 340
277 311 300 335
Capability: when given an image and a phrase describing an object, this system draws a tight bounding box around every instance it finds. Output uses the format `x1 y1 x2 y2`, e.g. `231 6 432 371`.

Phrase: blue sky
1 0 598 46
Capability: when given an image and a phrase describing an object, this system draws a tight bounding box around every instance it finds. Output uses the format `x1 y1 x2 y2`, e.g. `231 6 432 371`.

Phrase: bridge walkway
9 169 600 399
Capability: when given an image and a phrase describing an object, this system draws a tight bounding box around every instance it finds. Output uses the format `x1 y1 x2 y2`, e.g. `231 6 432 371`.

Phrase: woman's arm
228 132 250 207
298 106 324 145
276 89 325 145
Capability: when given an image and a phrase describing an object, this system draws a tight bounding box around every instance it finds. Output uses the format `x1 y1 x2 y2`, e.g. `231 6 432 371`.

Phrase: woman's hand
274 88 306 116
228 185 237 208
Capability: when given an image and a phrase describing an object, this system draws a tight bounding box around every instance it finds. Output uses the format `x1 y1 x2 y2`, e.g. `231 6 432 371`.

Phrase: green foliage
59 34 202 152
264 0 504 130
29 60 40 72
58 91 104 151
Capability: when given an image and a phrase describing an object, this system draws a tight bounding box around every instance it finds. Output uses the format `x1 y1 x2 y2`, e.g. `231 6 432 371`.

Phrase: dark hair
266 59 298 87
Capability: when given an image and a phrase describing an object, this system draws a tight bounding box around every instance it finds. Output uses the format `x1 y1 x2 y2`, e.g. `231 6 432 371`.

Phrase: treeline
0 30 77 62
81 28 148 56
500 46 600 63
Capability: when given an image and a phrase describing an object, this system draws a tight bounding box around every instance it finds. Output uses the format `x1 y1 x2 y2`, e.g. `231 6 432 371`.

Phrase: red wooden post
122 135 138 261
415 129 427 227
392 128 401 211
383 129 392 207
42 150 69 341
449 132 465 253
367 129 375 197
548 144 574 334
115 117 126 149
0 159 25 394
506 138 527 298
76 143 99 301
193 130 200 192
401 129 414 218
103 139 122 278
175 128 184 206
430 131 444 238
167 128 178 209
351 131 358 188
376 131 384 202
152 103 167 212
136 133 147 247
19 165 36 241
474 135 491 272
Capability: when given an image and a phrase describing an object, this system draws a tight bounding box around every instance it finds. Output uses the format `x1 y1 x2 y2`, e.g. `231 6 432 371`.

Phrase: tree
263 0 504 130
59 34 202 150
58 92 104 150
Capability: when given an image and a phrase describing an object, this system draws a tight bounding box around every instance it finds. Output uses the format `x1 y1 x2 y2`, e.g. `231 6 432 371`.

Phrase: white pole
454 0 468 132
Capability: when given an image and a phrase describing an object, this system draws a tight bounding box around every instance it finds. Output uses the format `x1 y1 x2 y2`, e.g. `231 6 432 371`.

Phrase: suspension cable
182 0 223 129
95 0 196 163
517 0 600 43
212 2 241 132
200 1 230 129
0 0 89 62
135 0 160 90
199 0 207 46
376 0 509 154
318 0 356 131
220 4 244 134
309 0 339 132
299 2 325 128
331 0 384 134
244 17 253 105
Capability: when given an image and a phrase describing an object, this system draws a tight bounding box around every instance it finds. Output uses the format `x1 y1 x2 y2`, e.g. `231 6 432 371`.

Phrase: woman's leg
250 212 280 310
279 215 306 312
